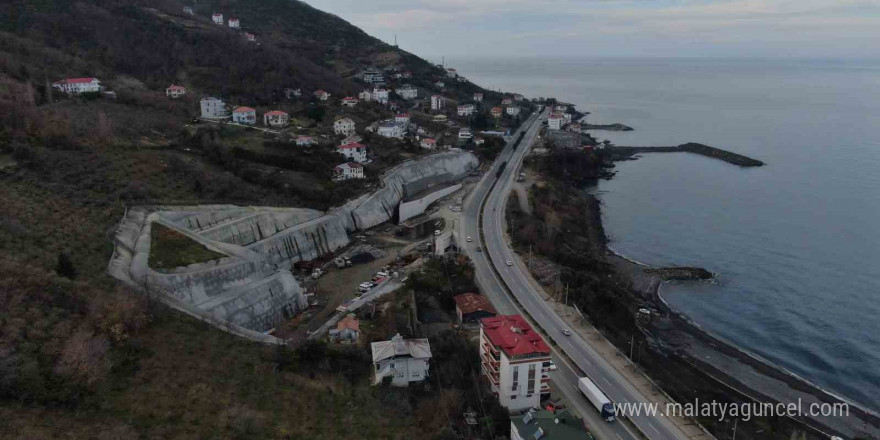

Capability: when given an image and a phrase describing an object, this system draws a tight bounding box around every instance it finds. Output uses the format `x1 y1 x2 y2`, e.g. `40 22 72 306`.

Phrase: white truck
578 376 616 422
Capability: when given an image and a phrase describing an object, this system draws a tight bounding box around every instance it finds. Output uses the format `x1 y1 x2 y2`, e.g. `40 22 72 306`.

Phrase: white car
506 260 513 266
466 236 472 242
561 329 572 336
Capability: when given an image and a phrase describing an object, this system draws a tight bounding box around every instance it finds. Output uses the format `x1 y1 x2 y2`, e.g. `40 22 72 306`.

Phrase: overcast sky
308 0 880 60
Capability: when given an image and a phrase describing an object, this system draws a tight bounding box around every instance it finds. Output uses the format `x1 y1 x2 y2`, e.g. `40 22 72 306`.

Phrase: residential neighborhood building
567 122 582 133
396 84 418 100
342 96 359 107
480 315 552 411
506 106 521 116
434 81 445 89
446 67 458 78
360 68 385 84
555 105 569 112
457 104 476 116
548 113 564 130
52 77 101 94
394 113 411 126
341 134 363 145
377 121 404 138
212 13 223 24
231 106 256 125
431 95 445 111
475 137 485 145
458 128 473 139
501 98 513 106
372 88 390 104
263 110 289 127
295 135 313 146
513 93 525 102
228 18 240 28
334 118 356 136
314 89 330 101
337 142 367 163
371 333 432 386
329 314 360 343
183 6 193 15
490 106 503 118
199 97 228 119
474 92 484 102
333 162 365 180
245 32 256 42
284 88 301 99
358 90 372 102
454 293 497 324
420 138 437 150
511 409 588 440
165 84 186 98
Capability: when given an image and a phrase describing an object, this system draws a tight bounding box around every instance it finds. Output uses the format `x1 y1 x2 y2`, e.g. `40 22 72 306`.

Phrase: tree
56 252 77 279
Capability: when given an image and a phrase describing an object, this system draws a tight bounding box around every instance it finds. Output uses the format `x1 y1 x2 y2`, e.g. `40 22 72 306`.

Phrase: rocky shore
582 123 634 131
610 143 765 167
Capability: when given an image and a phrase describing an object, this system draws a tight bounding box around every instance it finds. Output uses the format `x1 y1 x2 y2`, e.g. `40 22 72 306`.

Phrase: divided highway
458 109 691 440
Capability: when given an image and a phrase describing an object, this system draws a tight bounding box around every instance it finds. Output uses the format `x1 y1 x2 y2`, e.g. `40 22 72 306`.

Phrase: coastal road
459 109 691 440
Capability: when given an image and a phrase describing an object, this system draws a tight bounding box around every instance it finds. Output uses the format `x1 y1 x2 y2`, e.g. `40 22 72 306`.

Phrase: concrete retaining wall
399 183 462 223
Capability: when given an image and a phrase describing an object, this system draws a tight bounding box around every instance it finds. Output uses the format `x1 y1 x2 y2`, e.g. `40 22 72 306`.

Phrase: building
506 106 521 116
474 92 484 102
502 98 513 106
377 121 404 139
263 110 289 127
228 18 240 28
446 67 458 78
314 90 330 101
183 6 193 15
458 128 473 139
295 135 313 146
334 118 356 136
165 84 186 98
341 134 363 145
337 142 367 163
480 315 553 411
457 104 476 116
434 81 445 89
371 333 432 386
548 113 564 130
284 88 301 99
372 88 390 104
342 96 359 107
52 77 101 94
199 97 228 119
329 314 360 343
431 95 445 111
475 137 485 145
555 105 569 113
511 408 589 440
212 13 223 24
513 94 525 102
245 32 256 42
490 106 503 118
567 123 582 133
361 68 385 84
396 84 418 100
231 106 256 125
334 162 365 180
419 138 437 150
358 90 372 102
453 293 497 324
394 113 411 126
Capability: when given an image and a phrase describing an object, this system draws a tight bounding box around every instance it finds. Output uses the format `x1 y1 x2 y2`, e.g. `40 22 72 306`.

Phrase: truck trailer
577 376 616 422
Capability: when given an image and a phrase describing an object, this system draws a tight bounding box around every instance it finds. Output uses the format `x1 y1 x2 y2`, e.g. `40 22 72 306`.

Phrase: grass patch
149 223 225 270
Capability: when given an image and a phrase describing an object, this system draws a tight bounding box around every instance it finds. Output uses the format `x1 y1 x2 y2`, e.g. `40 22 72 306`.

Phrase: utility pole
528 244 532 270
629 335 634 363
732 418 738 440
564 283 569 306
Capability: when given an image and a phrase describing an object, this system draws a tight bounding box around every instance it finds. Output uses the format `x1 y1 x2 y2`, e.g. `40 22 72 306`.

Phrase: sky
307 0 880 60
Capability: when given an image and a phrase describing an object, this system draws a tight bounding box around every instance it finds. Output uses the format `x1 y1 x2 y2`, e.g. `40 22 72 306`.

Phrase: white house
334 118 356 136
337 142 367 163
420 138 437 150
228 18 240 28
394 113 411 126
396 84 418 100
480 315 553 411
165 84 186 98
434 81 445 89
446 67 458 78
377 121 403 139
183 6 193 15
361 68 385 84
334 162 365 181
314 90 330 101
474 92 484 102
231 106 256 125
457 104 476 116
295 136 314 146
502 98 513 106
245 32 256 42
490 106 503 118
371 333 432 386
263 110 289 127
342 96 359 107
458 128 473 139
358 90 372 102
372 88 390 104
506 106 521 116
52 78 101 94
431 95 445 111
212 13 223 24
199 97 228 119
548 113 564 130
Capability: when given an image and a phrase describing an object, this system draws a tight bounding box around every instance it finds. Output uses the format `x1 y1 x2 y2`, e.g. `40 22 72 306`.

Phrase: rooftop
264 110 288 116
481 315 550 359
371 334 432 362
55 77 98 84
338 142 365 150
233 106 255 113
511 409 588 440
453 293 496 316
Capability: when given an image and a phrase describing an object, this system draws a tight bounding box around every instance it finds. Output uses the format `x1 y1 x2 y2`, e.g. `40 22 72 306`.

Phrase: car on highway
476 247 482 252
506 260 513 266
561 328 572 336
466 236 472 242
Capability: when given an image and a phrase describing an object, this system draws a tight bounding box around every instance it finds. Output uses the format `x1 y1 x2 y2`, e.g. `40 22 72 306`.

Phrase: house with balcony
396 84 418 100
199 97 228 119
228 18 240 28
480 315 553 411
52 77 101 94
458 104 476 116
377 121 404 139
372 88 390 104
337 142 367 163
454 293 497 324
334 118 356 136
394 113 411 126
506 106 521 117
165 84 186 98
474 92 484 102
333 162 364 181
431 95 445 111
295 136 314 146
342 96 359 107
263 110 289 127
231 106 256 125
361 68 385 84
212 13 223 24
548 113 564 130
371 334 432 386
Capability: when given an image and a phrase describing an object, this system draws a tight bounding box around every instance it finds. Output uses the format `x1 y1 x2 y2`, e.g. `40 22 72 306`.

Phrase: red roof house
480 315 550 359
454 293 497 324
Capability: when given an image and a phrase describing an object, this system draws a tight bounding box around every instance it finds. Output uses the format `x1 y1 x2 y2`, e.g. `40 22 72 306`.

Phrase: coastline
595 187 880 439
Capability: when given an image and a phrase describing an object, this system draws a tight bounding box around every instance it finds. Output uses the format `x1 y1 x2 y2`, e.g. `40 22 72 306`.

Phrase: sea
453 57 880 411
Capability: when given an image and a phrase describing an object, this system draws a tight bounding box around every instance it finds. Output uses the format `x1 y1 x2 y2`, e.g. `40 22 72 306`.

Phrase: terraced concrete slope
107 151 479 343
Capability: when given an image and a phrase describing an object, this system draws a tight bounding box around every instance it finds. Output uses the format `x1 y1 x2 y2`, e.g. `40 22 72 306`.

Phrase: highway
458 109 691 440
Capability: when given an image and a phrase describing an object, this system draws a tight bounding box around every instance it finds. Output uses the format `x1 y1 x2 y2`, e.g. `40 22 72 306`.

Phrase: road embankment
611 143 765 167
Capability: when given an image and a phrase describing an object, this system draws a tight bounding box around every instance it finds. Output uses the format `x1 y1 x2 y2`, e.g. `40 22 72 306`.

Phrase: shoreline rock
582 123 633 131
610 142 765 167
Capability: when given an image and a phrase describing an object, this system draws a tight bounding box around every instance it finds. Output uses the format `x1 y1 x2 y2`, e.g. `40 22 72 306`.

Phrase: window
527 364 536 393
512 366 519 392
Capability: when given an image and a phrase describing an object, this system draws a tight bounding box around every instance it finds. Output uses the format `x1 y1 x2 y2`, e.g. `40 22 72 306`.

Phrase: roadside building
394 113 411 126
474 92 484 102
199 97 228 119
457 104 476 116
334 117 356 136
342 96 359 107
377 121 404 138
212 13 223 24
548 113 564 130
295 135 313 146
165 84 186 98
231 106 256 125
453 293 497 324
420 138 437 150
506 106 521 116
431 95 445 111
511 408 588 440
333 162 364 180
480 315 553 411
228 18 240 28
337 142 367 163
329 314 360 343
314 89 330 101
372 88 390 104
263 110 289 127
396 84 418 100
52 77 101 94
458 128 473 139
490 106 503 118
371 333 432 386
